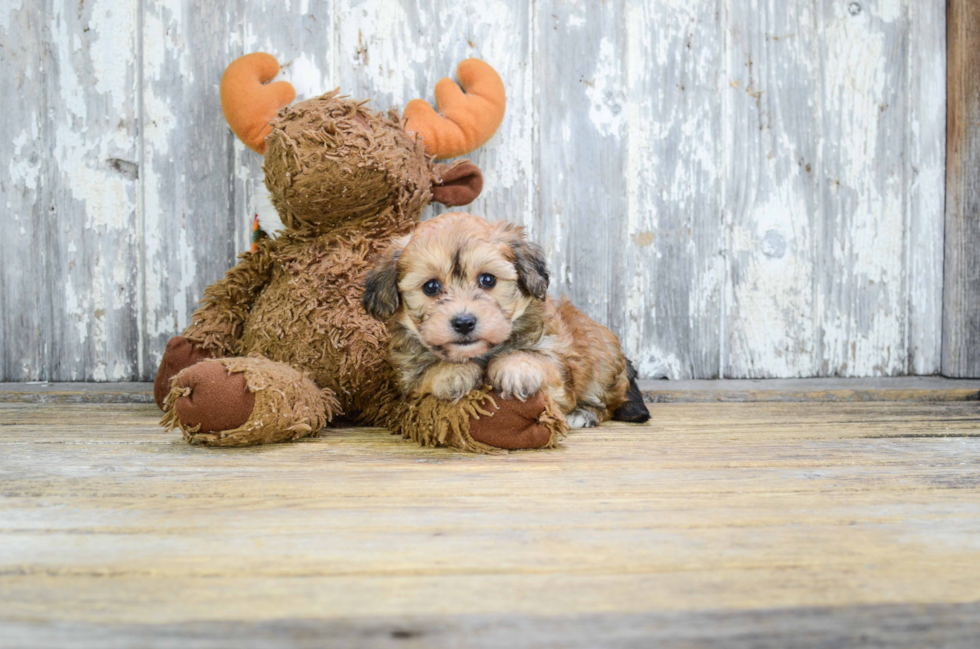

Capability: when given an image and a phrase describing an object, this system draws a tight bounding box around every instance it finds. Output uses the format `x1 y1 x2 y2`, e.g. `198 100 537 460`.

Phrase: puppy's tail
612 360 650 423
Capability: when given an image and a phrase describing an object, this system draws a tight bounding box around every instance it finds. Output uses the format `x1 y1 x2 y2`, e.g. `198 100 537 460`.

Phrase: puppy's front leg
414 362 483 402
487 352 554 401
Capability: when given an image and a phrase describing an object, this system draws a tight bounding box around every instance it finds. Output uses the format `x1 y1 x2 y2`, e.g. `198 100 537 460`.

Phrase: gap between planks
1 378 979 404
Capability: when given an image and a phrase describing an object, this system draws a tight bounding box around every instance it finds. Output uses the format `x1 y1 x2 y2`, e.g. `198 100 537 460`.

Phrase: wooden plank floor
2 399 980 647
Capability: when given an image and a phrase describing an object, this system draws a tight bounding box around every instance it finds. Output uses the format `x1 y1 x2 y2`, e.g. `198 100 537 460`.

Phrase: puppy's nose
451 314 477 335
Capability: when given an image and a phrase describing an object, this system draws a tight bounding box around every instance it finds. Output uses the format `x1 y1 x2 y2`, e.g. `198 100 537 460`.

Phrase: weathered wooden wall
0 0 948 381
943 0 980 377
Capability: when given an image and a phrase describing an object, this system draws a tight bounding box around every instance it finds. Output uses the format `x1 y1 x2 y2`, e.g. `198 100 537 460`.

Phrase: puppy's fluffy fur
363 212 649 428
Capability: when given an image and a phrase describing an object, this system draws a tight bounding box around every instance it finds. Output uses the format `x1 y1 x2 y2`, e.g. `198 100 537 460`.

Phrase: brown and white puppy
362 212 649 429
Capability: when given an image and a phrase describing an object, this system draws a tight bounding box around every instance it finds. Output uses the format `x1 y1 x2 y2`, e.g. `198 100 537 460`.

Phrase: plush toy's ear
362 237 409 320
221 53 296 154
431 161 483 207
404 59 506 160
495 223 549 300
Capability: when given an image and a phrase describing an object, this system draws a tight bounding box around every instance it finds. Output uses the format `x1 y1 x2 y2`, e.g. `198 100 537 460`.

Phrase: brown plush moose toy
155 53 567 452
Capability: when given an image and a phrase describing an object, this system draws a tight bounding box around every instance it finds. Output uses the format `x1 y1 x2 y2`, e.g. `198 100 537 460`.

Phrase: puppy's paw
566 407 599 429
487 354 544 401
425 363 483 402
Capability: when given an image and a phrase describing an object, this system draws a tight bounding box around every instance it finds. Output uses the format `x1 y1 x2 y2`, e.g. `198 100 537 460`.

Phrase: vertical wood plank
726 0 928 378
814 0 910 377
535 0 628 338
140 0 247 378
942 0 980 377
906 0 946 375
724 0 821 378
0 1 46 380
623 0 724 379
1 0 140 381
334 0 533 232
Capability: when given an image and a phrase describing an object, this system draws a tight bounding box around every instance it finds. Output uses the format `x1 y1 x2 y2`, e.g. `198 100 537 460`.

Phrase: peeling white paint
337 0 421 105
905 0 945 375
636 346 686 381
54 122 132 232
0 0 23 31
7 128 41 203
171 222 199 335
818 3 907 375
585 38 625 138
877 0 903 23
286 52 331 101
727 182 816 378
88 0 137 114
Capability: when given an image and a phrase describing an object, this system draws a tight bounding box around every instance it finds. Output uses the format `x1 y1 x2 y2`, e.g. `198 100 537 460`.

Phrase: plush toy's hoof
153 336 213 409
468 392 554 450
170 361 256 434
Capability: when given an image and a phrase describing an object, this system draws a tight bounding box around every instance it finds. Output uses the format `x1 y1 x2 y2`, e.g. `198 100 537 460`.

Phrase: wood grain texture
0 1 952 380
3 603 980 648
907 0 946 375
815 0 910 377
725 0 822 377
1 0 141 381
943 0 980 377
2 400 980 645
4 376 980 404
640 376 980 403
623 0 724 379
535 0 628 341
725 0 945 378
140 0 249 377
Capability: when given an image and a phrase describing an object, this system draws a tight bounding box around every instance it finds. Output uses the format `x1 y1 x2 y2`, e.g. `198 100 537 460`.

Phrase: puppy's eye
478 273 497 289
422 279 441 296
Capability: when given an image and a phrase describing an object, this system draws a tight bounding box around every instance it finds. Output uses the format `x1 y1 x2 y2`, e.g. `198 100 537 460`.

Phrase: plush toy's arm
182 239 276 356
385 388 565 453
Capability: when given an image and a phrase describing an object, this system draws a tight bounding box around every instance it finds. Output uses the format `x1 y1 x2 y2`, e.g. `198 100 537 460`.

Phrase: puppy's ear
500 224 549 300
362 237 408 320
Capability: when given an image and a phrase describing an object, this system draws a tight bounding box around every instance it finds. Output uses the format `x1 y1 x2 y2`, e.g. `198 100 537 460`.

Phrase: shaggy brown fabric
387 388 565 454
170 360 255 433
182 236 277 358
153 336 213 409
157 88 569 451
263 93 432 230
161 356 339 447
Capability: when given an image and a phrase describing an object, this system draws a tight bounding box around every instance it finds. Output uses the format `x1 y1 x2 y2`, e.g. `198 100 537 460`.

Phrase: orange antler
403 59 506 160
220 53 296 154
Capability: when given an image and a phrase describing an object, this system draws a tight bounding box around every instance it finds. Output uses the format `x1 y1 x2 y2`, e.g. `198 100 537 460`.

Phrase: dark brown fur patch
502 226 549 300
451 247 466 281
363 248 402 320
612 359 650 423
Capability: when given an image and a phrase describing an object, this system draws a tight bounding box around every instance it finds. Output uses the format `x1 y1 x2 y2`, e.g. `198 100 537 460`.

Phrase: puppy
362 212 650 428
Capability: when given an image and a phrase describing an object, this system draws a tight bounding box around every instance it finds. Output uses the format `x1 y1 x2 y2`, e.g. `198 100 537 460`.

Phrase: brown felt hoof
468 392 553 450
153 336 213 409
171 361 255 434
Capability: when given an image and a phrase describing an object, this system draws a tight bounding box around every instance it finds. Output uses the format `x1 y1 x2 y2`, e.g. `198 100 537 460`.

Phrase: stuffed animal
154 53 567 452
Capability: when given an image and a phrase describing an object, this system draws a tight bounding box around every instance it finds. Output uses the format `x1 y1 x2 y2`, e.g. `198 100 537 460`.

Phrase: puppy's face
363 212 549 363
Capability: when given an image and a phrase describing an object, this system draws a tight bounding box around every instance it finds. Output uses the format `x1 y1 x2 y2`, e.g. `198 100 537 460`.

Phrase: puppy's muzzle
451 313 477 335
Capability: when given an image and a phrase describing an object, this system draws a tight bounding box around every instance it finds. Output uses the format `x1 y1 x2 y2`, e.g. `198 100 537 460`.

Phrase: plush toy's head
220 53 506 233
